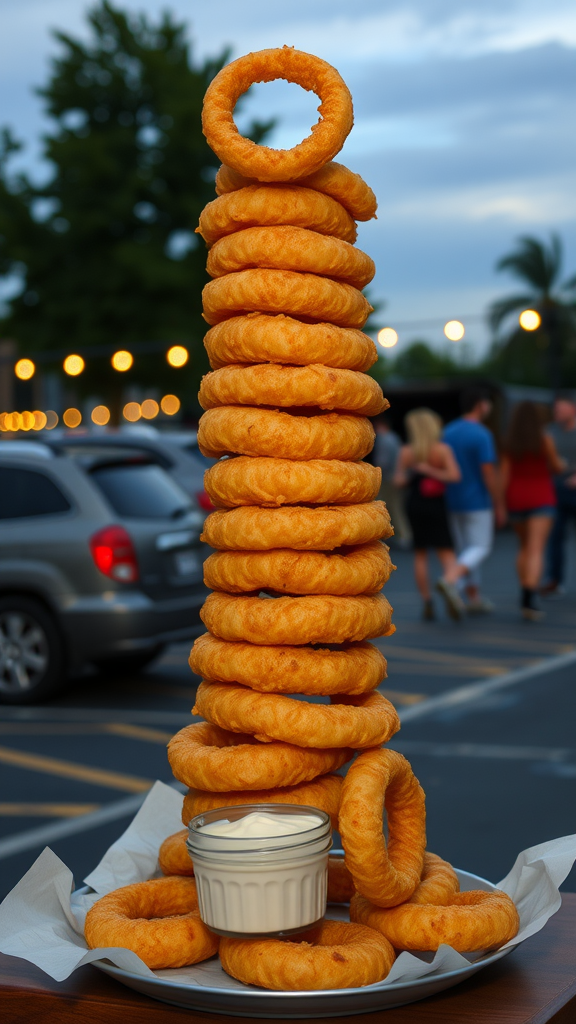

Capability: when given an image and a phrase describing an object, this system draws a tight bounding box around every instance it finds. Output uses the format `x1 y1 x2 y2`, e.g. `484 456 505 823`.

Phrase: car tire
94 646 165 675
0 595 66 705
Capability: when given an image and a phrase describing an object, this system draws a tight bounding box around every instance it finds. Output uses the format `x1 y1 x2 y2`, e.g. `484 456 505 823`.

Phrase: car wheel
94 646 165 674
0 596 65 705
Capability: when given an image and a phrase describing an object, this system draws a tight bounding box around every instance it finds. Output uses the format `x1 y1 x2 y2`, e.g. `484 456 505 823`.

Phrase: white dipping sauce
200 811 322 839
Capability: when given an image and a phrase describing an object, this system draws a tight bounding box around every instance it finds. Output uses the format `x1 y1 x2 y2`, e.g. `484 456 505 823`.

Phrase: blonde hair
405 408 442 462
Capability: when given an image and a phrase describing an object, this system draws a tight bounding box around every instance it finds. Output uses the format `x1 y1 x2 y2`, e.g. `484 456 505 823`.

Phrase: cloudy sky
1 0 575 358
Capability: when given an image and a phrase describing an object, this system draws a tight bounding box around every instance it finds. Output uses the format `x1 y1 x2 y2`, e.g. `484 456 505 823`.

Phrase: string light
160 394 180 415
91 405 110 426
519 309 541 331
123 402 141 422
15 359 35 380
444 320 465 341
377 328 399 349
63 354 85 376
140 399 159 420
63 408 82 428
33 411 47 430
166 345 188 367
45 411 59 429
111 350 133 371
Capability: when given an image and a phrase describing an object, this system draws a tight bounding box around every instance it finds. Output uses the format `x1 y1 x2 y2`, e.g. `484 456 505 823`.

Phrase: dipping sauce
200 811 322 839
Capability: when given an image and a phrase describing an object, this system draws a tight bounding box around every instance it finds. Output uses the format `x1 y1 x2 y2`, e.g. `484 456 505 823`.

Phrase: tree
0 1 272 412
370 340 463 383
487 235 576 388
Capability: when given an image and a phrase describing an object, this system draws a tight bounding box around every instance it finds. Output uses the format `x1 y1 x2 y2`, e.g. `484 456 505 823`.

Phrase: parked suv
0 443 207 704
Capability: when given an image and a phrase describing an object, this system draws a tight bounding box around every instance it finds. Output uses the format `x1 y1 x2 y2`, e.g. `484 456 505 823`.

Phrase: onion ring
182 774 343 829
206 226 374 289
197 407 374 461
204 315 377 372
200 591 394 645
216 161 377 221
200 502 392 551
84 877 218 969
219 919 395 990
338 748 426 908
350 888 519 952
202 269 372 328
201 48 353 182
203 542 394 596
327 855 356 903
168 722 352 791
204 457 381 508
189 634 387 695
197 186 356 247
193 683 399 749
158 829 194 876
408 852 460 905
199 365 387 416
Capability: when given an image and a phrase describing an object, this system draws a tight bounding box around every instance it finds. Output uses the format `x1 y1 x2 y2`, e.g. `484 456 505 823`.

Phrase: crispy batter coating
206 226 375 289
84 877 218 969
197 186 356 247
339 749 426 908
204 457 381 508
158 829 194 877
182 774 343 829
409 852 460 905
203 542 394 596
327 855 356 903
202 269 372 328
201 502 393 551
198 407 375 461
200 591 394 645
350 888 519 952
202 48 353 182
204 315 377 372
193 683 400 749
219 919 395 990
189 634 387 695
216 161 377 221
199 364 387 416
168 722 352 791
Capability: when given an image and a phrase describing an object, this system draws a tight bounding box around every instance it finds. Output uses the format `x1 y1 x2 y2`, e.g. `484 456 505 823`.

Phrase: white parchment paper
0 780 575 991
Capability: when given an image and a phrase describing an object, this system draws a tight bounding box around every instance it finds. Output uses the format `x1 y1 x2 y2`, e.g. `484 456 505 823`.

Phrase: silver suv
0 442 207 704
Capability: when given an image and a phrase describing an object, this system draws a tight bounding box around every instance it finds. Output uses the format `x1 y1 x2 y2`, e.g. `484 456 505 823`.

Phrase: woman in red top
501 402 564 620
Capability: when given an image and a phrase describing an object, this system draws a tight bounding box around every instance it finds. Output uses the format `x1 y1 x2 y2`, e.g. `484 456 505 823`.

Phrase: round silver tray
90 855 515 1018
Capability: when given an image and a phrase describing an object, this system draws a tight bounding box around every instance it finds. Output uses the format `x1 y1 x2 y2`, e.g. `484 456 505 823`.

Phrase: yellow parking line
0 746 153 792
379 689 426 706
105 723 174 744
0 803 99 816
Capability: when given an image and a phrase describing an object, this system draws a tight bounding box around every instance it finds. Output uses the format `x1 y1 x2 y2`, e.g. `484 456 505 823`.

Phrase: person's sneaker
466 597 495 615
436 578 466 620
422 598 436 621
522 606 545 622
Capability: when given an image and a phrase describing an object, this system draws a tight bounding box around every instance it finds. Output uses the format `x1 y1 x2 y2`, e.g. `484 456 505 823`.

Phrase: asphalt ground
0 529 575 901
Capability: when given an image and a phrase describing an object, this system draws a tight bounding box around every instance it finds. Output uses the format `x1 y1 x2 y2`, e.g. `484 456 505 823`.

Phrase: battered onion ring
327 855 356 903
204 315 378 372
193 683 400 749
189 634 387 695
203 542 394 596
206 226 374 290
202 269 372 328
350 888 519 952
197 186 356 247
204 457 381 508
339 748 426 908
168 722 352 791
84 877 218 969
216 161 377 222
201 502 393 551
199 365 387 417
158 829 194 876
219 920 395 991
197 407 374 461
182 774 343 829
200 591 394 645
202 48 353 182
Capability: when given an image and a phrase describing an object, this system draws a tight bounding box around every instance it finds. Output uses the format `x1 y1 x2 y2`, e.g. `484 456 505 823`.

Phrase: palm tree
488 235 576 388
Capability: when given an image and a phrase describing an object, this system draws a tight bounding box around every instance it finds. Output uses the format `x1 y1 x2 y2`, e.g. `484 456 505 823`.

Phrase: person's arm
482 462 507 527
414 443 461 483
392 446 411 487
543 433 567 476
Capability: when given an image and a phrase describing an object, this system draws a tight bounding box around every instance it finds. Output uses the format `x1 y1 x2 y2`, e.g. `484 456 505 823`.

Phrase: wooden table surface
2 893 575 1024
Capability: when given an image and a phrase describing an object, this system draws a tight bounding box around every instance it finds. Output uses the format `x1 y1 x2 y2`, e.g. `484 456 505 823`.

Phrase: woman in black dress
394 408 461 620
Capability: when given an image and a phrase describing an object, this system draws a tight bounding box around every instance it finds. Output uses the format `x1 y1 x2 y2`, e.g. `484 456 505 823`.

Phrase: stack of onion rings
158 829 194 877
182 774 343 829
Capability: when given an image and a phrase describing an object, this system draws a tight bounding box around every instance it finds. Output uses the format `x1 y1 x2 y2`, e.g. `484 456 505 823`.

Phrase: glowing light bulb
15 358 35 380
166 345 189 367
161 394 180 415
123 402 141 422
45 411 59 429
377 328 399 349
141 398 159 419
63 354 85 376
519 309 541 331
444 320 465 341
111 350 133 371
91 405 110 426
63 407 82 428
33 411 47 430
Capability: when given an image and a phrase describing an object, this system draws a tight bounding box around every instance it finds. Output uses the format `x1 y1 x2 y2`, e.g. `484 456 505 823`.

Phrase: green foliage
370 340 466 383
0 1 273 406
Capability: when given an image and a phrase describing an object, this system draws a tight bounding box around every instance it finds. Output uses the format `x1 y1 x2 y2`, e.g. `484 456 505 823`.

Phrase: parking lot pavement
0 531 575 901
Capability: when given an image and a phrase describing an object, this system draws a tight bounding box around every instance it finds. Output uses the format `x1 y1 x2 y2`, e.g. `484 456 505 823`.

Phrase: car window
90 462 192 519
0 467 71 519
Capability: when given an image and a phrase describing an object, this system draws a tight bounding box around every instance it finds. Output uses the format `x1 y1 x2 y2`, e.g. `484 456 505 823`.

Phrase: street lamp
444 320 465 341
377 328 398 349
15 358 35 380
519 309 541 331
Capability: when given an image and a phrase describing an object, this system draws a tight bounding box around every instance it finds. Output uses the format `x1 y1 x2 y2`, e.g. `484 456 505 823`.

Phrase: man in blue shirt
436 386 502 619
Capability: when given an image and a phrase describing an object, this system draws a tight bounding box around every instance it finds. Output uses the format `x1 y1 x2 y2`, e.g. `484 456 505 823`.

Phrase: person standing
373 415 411 547
394 408 461 620
502 402 564 620
542 391 576 595
437 386 502 619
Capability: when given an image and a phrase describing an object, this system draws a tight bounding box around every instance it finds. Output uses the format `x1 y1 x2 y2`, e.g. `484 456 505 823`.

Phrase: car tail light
196 489 215 511
90 525 139 583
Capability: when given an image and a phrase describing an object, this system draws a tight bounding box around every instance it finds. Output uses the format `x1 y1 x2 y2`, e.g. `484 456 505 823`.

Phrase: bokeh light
444 320 465 341
161 394 180 415
377 328 399 349
21 410 35 430
63 354 85 376
111 350 133 372
45 410 59 429
141 398 159 420
166 345 189 367
8 412 21 431
91 405 111 426
33 411 47 430
63 407 82 428
519 309 541 331
123 401 141 422
15 358 35 380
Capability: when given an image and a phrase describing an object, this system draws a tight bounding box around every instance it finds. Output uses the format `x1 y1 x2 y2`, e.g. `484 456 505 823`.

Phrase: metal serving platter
90 854 515 1018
